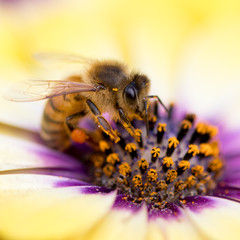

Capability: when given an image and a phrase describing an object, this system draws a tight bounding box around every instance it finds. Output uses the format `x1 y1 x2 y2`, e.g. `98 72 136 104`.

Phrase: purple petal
113 194 143 212
220 129 240 157
148 202 182 220
182 196 216 213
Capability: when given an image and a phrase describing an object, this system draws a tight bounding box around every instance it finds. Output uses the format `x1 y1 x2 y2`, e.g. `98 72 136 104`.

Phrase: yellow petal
84 206 147 240
0 188 116 240
184 197 240 239
149 215 203 240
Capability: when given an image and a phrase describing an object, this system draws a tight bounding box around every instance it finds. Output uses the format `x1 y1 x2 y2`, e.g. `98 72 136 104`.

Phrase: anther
175 180 186 192
186 175 197 188
91 154 105 168
147 169 158 182
201 125 218 143
166 169 178 183
148 115 157 131
191 165 204 177
135 129 143 148
177 160 190 175
166 137 179 156
151 147 160 162
156 180 168 191
132 175 142 187
210 141 220 157
125 143 137 159
207 158 223 172
99 140 112 154
103 164 116 177
119 162 132 176
185 114 196 124
184 144 199 160
199 143 213 157
157 123 166 144
162 157 174 172
177 120 192 141
189 123 207 144
138 158 149 174
106 153 120 165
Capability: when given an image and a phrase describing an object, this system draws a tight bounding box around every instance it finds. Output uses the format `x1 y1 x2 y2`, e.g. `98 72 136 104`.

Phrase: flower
1 0 240 239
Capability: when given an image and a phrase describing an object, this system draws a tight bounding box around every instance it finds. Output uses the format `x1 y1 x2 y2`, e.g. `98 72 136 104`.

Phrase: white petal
0 133 83 171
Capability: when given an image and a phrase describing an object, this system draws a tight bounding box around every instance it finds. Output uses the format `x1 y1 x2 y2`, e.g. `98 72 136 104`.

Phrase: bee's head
123 73 150 118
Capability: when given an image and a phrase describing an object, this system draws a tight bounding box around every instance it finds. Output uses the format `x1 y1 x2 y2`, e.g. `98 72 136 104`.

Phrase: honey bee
6 53 168 151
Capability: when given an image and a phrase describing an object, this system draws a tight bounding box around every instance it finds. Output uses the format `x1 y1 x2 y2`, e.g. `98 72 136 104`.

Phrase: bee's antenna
146 95 169 115
144 99 150 137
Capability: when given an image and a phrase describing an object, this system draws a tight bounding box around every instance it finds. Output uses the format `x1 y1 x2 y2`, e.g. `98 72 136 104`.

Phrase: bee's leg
65 111 90 144
66 111 87 132
86 99 120 143
65 111 102 147
144 95 169 114
118 108 135 136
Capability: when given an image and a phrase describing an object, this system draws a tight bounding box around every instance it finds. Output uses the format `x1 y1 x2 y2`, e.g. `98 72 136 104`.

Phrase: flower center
89 103 224 208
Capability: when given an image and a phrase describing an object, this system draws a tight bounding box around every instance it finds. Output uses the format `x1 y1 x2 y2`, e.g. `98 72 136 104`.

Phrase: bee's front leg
86 99 120 143
118 108 135 137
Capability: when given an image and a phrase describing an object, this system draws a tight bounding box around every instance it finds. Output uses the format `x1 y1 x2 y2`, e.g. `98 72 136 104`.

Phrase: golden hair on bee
5 53 168 151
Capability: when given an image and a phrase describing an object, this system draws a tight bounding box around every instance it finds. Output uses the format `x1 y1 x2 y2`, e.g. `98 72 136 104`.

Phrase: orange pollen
207 125 218 137
208 158 223 172
188 144 199 156
138 158 149 170
99 140 111 152
106 153 120 165
71 129 89 144
181 120 192 130
168 137 179 148
147 169 158 182
210 141 220 156
119 162 131 176
149 116 157 122
200 143 213 156
166 169 177 183
125 143 137 152
103 164 115 177
135 129 142 137
157 123 166 132
92 154 105 168
178 160 190 171
134 129 142 143
151 147 160 158
175 180 186 191
191 165 204 176
186 175 197 188
132 175 142 187
163 157 174 168
196 122 208 134
157 180 168 190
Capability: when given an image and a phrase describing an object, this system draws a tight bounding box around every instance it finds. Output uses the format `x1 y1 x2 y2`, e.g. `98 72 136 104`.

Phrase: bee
6 53 168 151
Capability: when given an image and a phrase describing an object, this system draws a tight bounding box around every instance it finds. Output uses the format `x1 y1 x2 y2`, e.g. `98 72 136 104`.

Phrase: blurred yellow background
0 0 240 129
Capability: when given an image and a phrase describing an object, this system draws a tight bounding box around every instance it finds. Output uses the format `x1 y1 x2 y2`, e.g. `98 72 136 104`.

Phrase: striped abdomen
41 94 87 151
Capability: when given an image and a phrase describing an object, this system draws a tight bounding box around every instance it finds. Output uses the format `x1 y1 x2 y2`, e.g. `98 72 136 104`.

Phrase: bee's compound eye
124 85 137 104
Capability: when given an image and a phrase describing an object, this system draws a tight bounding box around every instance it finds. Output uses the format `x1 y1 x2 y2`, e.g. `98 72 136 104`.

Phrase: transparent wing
34 52 95 66
5 80 97 102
